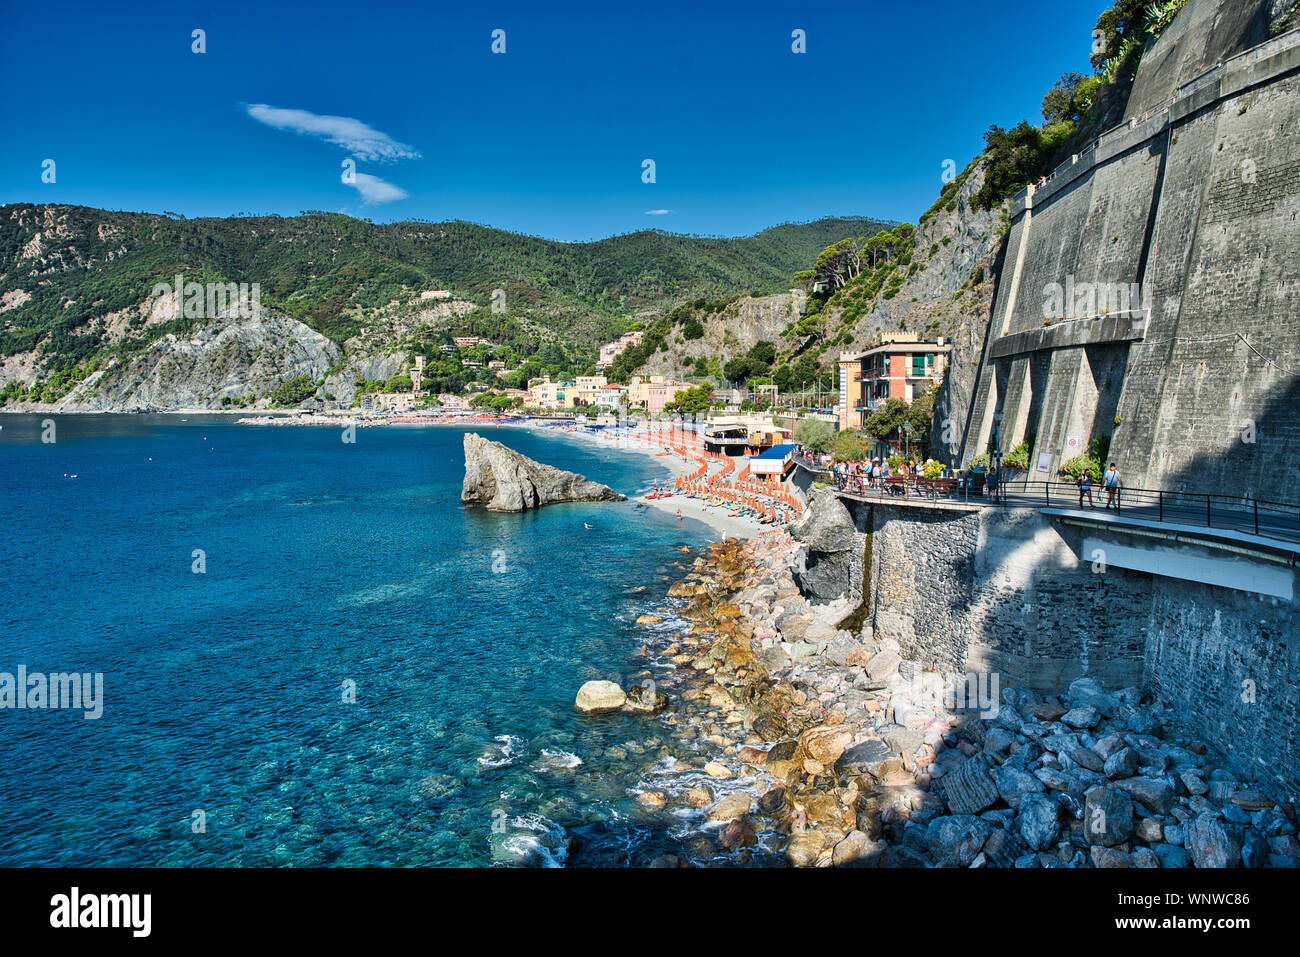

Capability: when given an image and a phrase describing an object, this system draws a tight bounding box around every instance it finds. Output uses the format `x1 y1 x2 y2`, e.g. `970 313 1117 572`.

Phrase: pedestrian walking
1078 469 1093 507
1104 463 1121 509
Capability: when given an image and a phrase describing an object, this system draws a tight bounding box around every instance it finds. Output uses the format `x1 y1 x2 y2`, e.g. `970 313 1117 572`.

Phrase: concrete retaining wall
963 3 1300 503
853 499 1298 790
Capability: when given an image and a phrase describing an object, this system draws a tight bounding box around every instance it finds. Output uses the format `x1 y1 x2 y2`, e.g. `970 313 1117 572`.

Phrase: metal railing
797 457 994 507
996 477 1300 546
793 455 1300 546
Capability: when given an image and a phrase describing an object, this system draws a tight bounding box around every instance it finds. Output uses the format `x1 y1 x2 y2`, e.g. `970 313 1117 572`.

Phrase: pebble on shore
584 526 1299 868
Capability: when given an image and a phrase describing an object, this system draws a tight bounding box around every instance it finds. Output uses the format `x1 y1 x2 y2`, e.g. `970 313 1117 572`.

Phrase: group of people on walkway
1077 463 1122 509
827 457 990 495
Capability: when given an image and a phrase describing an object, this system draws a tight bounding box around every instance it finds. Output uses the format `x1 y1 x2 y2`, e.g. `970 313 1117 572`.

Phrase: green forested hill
0 204 890 368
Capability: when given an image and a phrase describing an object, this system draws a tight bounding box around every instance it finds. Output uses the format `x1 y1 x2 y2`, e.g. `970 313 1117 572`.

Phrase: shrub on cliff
270 374 318 407
972 119 1075 210
663 383 714 415
1003 438 1033 472
863 395 933 452
1061 454 1102 484
1061 436 1111 483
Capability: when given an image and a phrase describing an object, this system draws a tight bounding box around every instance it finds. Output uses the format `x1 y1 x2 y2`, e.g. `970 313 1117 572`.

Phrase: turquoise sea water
0 415 727 867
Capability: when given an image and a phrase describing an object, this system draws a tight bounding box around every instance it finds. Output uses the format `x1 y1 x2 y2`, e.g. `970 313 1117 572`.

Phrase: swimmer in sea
583 522 593 530
676 509 682 524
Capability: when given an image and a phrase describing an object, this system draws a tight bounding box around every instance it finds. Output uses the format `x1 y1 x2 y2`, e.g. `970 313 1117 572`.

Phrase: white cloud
347 172 408 204
645 209 674 216
245 103 420 162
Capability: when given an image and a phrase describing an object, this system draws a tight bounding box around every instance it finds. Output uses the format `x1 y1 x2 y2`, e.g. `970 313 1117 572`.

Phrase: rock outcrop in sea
461 433 625 512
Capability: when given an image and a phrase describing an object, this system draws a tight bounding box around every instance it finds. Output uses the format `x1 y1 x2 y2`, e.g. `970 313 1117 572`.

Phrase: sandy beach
529 423 784 542
228 409 787 540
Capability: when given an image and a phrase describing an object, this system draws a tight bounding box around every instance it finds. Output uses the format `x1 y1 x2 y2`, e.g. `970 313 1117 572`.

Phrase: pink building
646 381 689 414
597 330 645 369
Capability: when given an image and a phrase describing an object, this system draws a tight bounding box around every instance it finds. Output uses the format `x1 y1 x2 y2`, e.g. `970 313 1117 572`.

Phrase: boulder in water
575 680 626 713
461 433 624 511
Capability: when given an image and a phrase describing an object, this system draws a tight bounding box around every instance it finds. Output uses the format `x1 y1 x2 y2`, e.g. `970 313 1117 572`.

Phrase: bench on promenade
881 476 909 497
916 477 959 499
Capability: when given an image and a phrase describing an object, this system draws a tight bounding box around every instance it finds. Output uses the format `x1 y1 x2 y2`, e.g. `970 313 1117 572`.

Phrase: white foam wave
533 749 584 772
477 734 523 768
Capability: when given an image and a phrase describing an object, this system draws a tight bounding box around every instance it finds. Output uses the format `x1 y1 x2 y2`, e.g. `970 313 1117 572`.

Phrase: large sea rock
461 433 625 512
790 488 857 602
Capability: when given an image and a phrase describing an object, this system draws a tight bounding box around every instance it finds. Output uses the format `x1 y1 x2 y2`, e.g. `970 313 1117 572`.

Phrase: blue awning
752 443 798 460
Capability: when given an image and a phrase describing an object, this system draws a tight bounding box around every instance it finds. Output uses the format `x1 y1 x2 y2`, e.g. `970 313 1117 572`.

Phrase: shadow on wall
1155 372 1300 503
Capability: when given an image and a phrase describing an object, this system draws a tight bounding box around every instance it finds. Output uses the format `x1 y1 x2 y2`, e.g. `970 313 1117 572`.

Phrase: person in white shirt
1103 463 1121 510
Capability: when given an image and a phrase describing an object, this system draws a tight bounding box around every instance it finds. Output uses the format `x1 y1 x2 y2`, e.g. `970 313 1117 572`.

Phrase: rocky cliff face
821 163 1003 462
640 294 803 379
49 308 342 412
461 432 626 511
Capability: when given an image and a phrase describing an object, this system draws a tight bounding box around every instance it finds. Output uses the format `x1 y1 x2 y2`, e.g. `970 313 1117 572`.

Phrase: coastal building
572 375 608 407
528 377 559 408
597 330 645 369
420 290 453 300
526 376 581 409
453 336 481 348
626 374 672 410
837 334 950 432
361 392 421 413
703 414 788 456
621 374 690 413
487 360 506 369
646 381 690 414
597 385 627 408
412 355 426 397
747 443 798 483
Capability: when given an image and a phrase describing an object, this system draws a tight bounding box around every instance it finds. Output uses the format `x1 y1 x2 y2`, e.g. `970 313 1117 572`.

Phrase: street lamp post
904 420 911 462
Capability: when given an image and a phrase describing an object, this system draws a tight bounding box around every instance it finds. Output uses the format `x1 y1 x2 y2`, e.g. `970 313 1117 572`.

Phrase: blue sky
0 0 1106 241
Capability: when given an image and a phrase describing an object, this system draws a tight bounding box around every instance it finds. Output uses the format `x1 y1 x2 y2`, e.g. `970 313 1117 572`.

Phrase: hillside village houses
524 372 691 412
836 333 951 432
626 374 691 413
596 330 645 369
357 353 429 413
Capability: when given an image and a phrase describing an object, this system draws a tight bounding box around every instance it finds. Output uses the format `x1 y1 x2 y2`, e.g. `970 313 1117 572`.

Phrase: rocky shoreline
602 526 1299 868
